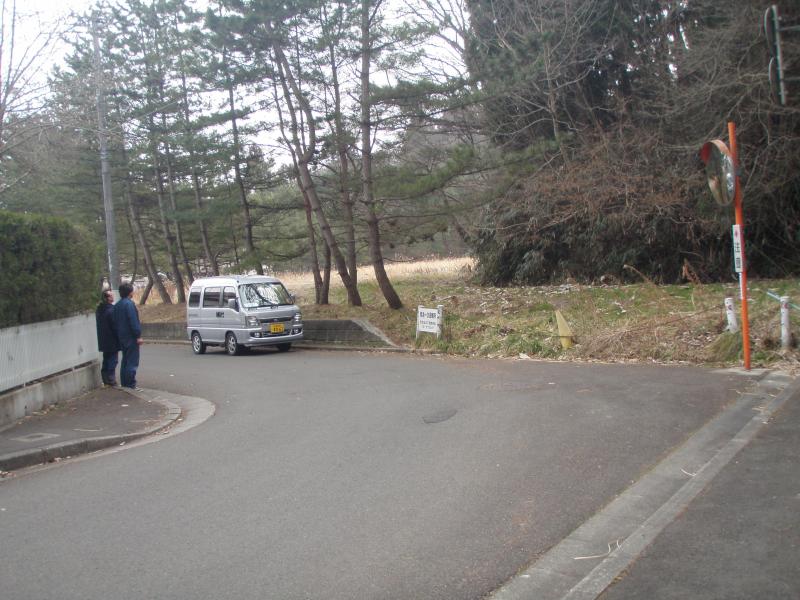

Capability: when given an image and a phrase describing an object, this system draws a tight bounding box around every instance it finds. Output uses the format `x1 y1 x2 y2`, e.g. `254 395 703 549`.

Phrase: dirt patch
138 303 185 323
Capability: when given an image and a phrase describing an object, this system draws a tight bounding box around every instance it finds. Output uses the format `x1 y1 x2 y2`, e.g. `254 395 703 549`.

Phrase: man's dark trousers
120 342 140 388
102 351 118 384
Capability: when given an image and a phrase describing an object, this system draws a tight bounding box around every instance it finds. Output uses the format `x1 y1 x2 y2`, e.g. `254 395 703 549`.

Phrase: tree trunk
124 173 171 304
148 18 190 296
297 160 362 306
139 279 153 306
141 29 185 302
270 41 362 306
326 32 357 285
230 211 241 270
441 191 470 244
189 161 218 276
160 134 194 284
124 206 139 283
298 176 325 304
174 45 218 276
225 59 261 274
360 0 402 309
322 239 331 305
116 100 169 303
149 129 185 303
543 39 569 166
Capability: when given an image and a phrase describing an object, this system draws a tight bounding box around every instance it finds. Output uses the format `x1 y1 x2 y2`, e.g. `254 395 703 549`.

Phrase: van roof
189 275 282 288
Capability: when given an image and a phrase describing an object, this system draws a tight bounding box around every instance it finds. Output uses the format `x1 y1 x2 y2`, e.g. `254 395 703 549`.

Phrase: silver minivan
186 275 303 355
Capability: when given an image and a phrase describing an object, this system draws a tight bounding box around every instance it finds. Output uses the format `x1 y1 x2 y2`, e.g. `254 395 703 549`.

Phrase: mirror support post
727 122 751 371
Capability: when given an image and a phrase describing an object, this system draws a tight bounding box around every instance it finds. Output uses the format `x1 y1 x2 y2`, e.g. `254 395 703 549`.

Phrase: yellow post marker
555 310 574 349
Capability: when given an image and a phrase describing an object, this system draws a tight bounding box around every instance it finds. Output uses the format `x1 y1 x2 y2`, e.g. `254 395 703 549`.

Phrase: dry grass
135 256 800 371
133 257 475 305
274 256 475 302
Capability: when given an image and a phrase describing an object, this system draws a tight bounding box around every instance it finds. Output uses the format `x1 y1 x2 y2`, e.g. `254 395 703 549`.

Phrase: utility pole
765 4 800 106
92 12 120 296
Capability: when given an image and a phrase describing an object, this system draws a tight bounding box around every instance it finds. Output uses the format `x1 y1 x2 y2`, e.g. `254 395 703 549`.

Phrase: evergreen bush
0 210 101 328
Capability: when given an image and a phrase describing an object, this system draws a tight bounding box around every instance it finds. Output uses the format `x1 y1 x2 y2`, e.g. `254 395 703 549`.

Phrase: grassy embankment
137 257 800 370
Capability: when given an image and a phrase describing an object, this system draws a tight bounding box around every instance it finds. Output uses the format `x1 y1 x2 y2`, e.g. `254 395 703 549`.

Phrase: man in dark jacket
113 282 143 389
95 289 119 386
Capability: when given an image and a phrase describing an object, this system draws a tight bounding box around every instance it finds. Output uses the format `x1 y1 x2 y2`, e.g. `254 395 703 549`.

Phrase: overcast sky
21 0 93 21
15 0 93 35
9 0 94 68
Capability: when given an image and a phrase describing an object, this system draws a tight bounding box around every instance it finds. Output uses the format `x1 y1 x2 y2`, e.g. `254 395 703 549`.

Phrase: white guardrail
0 314 99 394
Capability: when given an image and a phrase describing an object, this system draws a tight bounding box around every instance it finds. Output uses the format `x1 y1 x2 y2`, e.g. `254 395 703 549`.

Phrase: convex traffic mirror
700 140 736 206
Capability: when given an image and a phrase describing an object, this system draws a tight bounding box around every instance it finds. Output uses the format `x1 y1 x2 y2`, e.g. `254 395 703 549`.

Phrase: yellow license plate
269 323 285 334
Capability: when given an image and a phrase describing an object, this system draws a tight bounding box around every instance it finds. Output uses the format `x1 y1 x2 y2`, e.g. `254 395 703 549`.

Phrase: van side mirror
227 298 238 311
290 293 296 304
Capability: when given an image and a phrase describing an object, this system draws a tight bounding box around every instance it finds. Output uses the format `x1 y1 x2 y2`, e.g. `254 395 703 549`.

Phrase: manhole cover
480 382 544 393
422 408 457 424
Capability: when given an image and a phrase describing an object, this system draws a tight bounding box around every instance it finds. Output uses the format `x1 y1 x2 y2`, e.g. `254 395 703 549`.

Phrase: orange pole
728 122 751 370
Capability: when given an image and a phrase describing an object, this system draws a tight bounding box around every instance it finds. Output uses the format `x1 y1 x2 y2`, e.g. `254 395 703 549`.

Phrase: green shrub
0 210 102 328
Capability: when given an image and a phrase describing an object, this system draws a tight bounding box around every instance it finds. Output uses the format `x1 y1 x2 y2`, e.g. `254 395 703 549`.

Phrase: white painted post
436 305 444 339
416 305 422 340
724 297 739 333
780 296 791 350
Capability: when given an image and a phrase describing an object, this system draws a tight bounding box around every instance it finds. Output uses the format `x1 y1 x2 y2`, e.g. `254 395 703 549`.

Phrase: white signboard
417 305 443 339
732 224 743 273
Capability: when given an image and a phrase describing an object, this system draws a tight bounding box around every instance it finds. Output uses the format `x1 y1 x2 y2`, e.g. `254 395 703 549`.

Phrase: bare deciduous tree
0 0 60 196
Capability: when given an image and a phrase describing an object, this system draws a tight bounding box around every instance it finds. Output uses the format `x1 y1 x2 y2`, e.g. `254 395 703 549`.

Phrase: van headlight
246 316 259 327
293 311 302 322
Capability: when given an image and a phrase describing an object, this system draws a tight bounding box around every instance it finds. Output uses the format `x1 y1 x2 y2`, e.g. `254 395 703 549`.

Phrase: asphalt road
0 346 754 600
598 380 800 600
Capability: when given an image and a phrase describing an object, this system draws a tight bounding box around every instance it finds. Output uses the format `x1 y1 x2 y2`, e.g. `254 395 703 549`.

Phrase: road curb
0 387 182 473
145 338 415 353
293 342 410 353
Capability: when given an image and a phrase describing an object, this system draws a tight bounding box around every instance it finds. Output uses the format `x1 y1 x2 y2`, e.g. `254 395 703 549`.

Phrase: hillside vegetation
139 257 800 371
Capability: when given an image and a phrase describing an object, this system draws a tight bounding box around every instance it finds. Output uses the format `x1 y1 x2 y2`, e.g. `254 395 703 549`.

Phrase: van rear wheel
225 332 241 356
191 332 206 355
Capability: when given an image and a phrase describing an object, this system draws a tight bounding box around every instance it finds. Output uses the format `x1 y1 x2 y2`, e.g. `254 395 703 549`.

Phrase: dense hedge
0 211 102 328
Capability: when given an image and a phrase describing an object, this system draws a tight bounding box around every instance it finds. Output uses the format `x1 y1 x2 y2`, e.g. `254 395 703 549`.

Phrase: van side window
188 291 201 307
223 287 237 305
202 287 221 307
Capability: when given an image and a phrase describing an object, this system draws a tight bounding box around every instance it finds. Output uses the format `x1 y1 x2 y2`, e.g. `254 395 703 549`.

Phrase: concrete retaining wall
1 314 99 393
0 362 100 430
302 319 393 346
143 320 394 347
141 322 187 341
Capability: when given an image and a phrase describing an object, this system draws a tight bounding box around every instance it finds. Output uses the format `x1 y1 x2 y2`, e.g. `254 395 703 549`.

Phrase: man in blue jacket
113 282 143 389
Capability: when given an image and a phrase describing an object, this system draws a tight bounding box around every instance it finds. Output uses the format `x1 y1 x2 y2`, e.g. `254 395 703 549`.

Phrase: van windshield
239 282 293 308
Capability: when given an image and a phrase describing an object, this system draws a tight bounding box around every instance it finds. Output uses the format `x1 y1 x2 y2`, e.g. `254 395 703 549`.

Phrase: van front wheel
225 332 241 356
277 343 291 353
191 332 206 355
